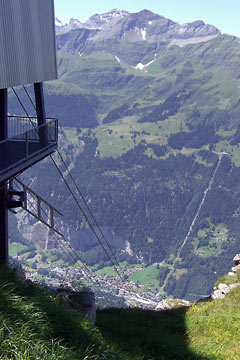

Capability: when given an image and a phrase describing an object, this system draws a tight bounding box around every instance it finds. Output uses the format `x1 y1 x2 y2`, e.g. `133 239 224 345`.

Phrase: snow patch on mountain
135 63 146 71
55 17 64 27
135 27 140 35
112 9 126 18
141 28 146 40
134 27 147 40
73 19 81 26
135 54 157 72
86 9 129 28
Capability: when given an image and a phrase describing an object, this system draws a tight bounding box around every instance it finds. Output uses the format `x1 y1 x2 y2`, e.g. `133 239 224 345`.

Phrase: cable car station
0 0 59 265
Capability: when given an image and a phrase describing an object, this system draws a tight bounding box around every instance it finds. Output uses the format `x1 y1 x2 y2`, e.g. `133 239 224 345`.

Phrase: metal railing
0 118 58 181
12 119 57 143
7 115 55 137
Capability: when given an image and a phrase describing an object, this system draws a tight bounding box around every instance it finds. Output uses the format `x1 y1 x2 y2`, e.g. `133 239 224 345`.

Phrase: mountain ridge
55 9 220 47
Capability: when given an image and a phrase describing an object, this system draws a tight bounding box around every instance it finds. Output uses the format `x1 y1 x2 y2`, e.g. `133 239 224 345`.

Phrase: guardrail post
50 207 54 228
26 131 29 158
37 197 41 219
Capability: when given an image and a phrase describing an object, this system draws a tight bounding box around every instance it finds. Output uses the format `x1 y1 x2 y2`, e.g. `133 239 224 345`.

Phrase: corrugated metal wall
0 0 57 89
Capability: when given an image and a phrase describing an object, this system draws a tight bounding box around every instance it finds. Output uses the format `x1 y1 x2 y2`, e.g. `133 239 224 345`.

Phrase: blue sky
54 0 240 36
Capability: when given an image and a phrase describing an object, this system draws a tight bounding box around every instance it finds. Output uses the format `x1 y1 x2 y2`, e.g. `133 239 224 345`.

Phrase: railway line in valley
162 152 225 291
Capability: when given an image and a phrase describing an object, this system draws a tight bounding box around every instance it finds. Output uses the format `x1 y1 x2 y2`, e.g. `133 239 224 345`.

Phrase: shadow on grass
0 267 96 348
0 267 212 359
96 307 210 360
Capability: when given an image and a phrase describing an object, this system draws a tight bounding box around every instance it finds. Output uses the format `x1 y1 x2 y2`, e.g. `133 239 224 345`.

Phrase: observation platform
0 116 58 183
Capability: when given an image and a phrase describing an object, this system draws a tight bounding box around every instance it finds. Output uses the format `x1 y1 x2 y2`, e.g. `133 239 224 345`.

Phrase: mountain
56 9 220 46
56 17 87 34
10 9 240 303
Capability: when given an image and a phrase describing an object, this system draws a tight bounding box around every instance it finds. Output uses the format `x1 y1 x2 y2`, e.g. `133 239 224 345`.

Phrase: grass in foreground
0 266 126 360
0 266 239 359
97 286 240 360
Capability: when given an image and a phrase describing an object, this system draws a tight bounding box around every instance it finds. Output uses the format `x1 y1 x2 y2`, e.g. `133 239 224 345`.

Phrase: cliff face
15 210 125 252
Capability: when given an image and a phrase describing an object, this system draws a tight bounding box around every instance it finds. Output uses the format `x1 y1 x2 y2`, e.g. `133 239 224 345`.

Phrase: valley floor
21 259 163 309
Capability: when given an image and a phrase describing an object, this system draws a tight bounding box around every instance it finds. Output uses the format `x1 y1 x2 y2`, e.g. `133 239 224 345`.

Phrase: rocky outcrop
56 18 87 34
211 283 240 300
54 287 96 325
176 21 219 38
231 264 240 273
16 208 125 252
230 255 240 274
63 225 125 252
155 298 190 311
233 254 240 265
210 254 240 300
155 279 240 310
69 290 96 325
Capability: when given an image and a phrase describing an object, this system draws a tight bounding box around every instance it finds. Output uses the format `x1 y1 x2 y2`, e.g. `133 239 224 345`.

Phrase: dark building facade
0 0 58 264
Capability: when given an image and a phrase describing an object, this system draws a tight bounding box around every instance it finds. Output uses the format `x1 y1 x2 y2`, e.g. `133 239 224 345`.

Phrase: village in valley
12 250 163 309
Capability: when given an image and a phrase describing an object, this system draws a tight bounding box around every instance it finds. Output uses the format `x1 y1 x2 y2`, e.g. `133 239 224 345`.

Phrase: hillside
9 9 240 302
0 265 239 359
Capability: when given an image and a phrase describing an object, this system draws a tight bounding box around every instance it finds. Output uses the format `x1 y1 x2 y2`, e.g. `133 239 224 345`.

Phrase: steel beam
0 89 7 139
34 82 47 147
0 89 8 266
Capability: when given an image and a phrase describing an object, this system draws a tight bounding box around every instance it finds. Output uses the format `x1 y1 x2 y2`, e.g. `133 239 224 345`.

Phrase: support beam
34 83 46 126
34 82 47 147
0 183 8 266
0 89 7 139
0 89 8 266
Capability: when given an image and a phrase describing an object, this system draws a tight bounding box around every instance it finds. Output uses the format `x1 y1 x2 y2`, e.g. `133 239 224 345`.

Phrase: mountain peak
69 18 84 27
85 9 129 28
133 9 163 19
176 20 220 42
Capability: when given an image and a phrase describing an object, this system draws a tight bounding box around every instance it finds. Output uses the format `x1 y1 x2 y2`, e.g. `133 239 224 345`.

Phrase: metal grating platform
0 117 58 183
